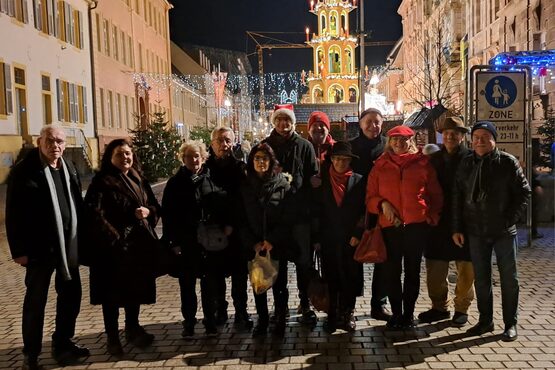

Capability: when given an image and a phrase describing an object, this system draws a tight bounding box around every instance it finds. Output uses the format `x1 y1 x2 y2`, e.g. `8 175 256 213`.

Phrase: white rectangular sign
476 72 526 121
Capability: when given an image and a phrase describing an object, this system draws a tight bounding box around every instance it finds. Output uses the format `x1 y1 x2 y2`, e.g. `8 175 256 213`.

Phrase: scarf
311 135 337 165
43 158 78 281
329 165 352 207
390 152 418 168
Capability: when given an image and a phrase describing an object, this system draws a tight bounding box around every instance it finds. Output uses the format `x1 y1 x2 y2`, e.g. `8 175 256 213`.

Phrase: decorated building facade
306 0 359 104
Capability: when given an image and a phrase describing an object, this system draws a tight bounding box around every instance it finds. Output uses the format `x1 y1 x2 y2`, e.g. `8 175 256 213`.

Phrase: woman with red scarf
366 126 443 330
312 141 366 334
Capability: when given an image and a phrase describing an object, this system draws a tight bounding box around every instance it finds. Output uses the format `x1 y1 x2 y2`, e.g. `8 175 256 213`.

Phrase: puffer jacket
366 151 443 228
452 148 531 238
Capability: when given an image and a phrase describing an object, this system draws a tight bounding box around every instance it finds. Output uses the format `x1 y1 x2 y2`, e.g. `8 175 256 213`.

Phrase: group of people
6 105 531 370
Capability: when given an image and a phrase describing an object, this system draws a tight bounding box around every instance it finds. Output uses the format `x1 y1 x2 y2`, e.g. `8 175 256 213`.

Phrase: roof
176 43 252 75
293 103 359 123
403 105 447 130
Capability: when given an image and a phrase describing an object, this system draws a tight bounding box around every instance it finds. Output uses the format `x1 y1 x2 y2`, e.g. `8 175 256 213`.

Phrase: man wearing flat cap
419 116 475 327
452 121 530 341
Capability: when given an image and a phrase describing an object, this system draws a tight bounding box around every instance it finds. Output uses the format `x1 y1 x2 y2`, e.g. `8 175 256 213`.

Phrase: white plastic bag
248 251 279 295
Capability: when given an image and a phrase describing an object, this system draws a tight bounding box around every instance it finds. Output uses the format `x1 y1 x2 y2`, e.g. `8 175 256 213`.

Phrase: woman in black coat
84 139 160 355
312 141 365 334
239 143 294 337
162 140 231 338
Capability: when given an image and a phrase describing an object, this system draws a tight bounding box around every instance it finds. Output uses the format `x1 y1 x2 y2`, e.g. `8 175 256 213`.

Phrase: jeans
382 223 430 317
425 259 475 313
22 259 81 358
468 234 519 327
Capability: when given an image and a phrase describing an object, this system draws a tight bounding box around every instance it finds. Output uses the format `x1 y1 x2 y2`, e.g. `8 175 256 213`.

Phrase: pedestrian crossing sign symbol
484 75 517 109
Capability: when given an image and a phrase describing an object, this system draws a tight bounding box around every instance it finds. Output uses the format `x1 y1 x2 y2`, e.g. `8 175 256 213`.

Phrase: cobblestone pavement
0 219 553 370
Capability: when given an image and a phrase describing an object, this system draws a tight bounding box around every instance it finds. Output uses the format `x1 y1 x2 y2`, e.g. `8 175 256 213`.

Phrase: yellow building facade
307 0 359 104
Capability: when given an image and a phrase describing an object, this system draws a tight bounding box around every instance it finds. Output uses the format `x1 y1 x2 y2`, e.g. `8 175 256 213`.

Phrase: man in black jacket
205 127 252 329
419 117 475 326
349 108 391 322
263 104 318 325
6 125 89 370
452 121 531 342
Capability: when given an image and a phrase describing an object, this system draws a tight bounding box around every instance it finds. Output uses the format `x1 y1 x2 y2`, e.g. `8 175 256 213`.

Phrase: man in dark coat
205 127 253 329
263 104 319 324
419 117 475 326
6 125 89 370
453 121 531 342
349 107 391 322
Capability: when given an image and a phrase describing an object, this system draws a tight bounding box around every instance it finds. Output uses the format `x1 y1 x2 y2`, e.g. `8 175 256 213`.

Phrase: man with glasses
205 127 253 329
6 125 89 369
452 121 530 341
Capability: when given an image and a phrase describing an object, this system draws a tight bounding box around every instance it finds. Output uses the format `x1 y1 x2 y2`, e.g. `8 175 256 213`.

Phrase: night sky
168 0 402 73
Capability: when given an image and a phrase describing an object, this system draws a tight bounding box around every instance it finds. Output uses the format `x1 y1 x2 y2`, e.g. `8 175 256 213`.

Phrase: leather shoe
22 356 44 370
502 325 518 341
52 341 90 365
234 310 254 330
371 306 392 322
418 308 450 323
466 321 494 336
451 312 469 327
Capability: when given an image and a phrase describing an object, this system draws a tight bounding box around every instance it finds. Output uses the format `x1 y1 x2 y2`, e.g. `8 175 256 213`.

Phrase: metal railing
63 127 94 170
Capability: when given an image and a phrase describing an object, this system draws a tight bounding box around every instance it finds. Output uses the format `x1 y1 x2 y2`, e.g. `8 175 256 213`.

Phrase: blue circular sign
484 76 517 109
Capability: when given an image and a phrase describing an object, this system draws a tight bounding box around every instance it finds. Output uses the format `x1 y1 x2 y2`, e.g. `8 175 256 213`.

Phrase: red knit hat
387 126 415 137
308 111 331 131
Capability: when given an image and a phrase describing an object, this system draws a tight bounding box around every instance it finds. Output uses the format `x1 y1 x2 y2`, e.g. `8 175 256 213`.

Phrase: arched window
329 11 338 36
345 47 353 74
328 45 341 74
348 86 358 102
313 86 324 103
328 84 344 103
320 12 326 34
316 47 325 76
341 12 347 34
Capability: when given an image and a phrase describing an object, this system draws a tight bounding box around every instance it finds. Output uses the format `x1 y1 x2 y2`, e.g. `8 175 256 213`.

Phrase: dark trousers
327 279 356 318
179 270 217 325
215 264 249 314
101 304 140 335
254 259 289 320
382 223 430 317
371 263 388 310
22 260 81 358
468 234 519 327
293 223 311 308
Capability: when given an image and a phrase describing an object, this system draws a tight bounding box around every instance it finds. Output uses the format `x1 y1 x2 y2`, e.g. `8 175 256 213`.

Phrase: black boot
106 332 123 356
125 325 154 348
273 312 287 337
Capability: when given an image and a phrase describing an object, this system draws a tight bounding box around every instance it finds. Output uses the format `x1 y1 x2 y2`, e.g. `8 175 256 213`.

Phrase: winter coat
452 148 531 238
263 130 318 216
6 148 84 262
239 172 295 261
83 168 160 306
349 132 386 177
426 145 472 261
366 152 443 228
313 172 365 296
161 166 231 276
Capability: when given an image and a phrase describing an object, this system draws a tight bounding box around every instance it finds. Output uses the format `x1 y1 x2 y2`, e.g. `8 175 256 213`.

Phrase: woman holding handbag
312 141 366 333
162 140 232 338
366 126 443 329
239 143 294 337
84 139 161 355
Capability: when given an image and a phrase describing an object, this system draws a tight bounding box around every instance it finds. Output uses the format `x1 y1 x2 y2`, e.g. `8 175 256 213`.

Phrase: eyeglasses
253 155 270 162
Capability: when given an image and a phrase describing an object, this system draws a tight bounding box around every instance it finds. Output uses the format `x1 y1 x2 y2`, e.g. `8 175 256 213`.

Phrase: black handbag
307 250 329 313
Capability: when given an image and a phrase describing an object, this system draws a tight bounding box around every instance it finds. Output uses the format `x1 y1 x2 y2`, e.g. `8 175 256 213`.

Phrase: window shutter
33 0 41 30
22 0 28 23
56 78 63 120
4 64 13 115
78 11 83 49
83 86 88 123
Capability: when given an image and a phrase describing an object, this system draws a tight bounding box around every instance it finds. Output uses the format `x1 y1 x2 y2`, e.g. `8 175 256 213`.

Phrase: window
134 0 139 14
41 74 52 125
107 90 113 128
33 0 48 33
121 30 126 65
128 35 134 68
124 95 129 128
74 9 83 48
130 96 136 127
103 19 110 56
115 93 121 128
14 67 25 85
4 0 29 23
95 14 102 51
0 62 13 115
112 25 119 61
138 42 143 71
56 78 87 123
99 88 105 127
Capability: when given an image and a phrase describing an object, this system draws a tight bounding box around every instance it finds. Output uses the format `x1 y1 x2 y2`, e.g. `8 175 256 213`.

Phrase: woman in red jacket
366 126 443 329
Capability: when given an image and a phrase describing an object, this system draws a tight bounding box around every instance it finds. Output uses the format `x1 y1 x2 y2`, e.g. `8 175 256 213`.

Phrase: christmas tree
130 112 182 182
189 125 212 146
537 108 555 169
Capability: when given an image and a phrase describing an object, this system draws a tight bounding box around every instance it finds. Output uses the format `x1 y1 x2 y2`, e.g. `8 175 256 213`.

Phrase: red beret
308 111 330 131
387 126 415 137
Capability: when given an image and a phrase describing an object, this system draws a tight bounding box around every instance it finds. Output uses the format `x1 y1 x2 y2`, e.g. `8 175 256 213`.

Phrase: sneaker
451 312 469 326
125 325 154 348
106 334 123 356
234 310 254 330
370 306 392 322
52 340 90 365
466 321 494 336
418 308 451 323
